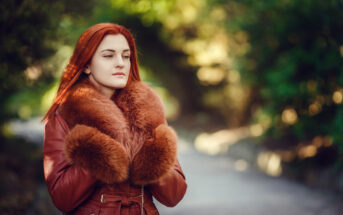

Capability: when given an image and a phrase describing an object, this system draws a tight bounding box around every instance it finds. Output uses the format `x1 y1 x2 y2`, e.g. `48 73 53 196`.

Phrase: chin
109 81 127 89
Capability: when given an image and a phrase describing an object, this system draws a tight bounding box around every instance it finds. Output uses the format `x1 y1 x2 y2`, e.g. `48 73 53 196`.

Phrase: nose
114 54 124 68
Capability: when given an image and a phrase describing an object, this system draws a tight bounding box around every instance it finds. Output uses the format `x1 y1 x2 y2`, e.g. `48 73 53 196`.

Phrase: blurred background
1 0 343 214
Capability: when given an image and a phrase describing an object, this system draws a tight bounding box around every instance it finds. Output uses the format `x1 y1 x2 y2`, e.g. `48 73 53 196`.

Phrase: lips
112 72 125 76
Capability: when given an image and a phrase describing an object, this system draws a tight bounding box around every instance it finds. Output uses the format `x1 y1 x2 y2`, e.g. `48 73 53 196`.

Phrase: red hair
43 23 141 122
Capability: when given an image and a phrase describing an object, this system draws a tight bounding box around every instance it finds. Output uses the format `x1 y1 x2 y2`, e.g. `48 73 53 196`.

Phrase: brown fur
114 81 166 134
65 124 129 183
130 124 177 185
59 77 177 185
59 78 131 149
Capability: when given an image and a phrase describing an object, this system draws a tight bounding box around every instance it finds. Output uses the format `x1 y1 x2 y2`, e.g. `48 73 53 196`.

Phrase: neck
88 75 115 98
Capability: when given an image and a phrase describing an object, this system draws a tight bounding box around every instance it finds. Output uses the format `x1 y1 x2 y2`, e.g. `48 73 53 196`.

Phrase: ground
156 136 343 215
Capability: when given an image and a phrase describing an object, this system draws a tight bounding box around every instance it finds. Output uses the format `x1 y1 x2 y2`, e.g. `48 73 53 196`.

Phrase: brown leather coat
43 78 187 215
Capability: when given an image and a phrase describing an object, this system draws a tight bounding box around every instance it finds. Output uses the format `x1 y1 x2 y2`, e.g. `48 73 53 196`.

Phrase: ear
84 65 91 75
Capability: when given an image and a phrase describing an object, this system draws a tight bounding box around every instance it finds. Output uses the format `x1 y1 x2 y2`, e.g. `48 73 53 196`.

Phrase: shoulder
45 110 70 135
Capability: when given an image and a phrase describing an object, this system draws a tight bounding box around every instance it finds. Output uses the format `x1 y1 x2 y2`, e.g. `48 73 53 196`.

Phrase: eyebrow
100 49 130 53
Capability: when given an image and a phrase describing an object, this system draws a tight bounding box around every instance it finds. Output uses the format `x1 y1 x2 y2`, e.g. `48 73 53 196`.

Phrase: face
85 34 131 97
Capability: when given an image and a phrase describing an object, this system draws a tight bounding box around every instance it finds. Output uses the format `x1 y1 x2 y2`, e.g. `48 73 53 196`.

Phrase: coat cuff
130 124 177 185
64 124 129 184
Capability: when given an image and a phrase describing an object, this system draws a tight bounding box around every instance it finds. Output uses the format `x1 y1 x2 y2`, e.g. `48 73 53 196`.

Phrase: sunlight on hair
281 108 297 125
257 151 282 177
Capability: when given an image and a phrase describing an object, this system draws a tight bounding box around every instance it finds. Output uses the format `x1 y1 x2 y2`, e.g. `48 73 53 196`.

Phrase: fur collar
58 77 166 159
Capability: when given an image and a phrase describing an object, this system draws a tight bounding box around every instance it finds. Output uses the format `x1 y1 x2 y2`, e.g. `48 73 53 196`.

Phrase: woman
43 23 187 215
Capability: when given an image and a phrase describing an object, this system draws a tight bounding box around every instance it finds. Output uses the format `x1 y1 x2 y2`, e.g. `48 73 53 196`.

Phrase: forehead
96 34 130 51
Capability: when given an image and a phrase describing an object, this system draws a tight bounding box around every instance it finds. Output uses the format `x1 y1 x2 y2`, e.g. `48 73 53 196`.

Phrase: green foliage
224 0 343 150
3 0 343 156
0 0 97 123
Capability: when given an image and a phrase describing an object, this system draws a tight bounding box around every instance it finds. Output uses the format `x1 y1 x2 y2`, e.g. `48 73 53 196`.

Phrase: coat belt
100 193 142 206
100 186 148 215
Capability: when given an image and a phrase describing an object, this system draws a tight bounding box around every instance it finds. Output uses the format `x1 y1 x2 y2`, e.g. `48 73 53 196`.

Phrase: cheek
91 59 109 72
125 61 131 72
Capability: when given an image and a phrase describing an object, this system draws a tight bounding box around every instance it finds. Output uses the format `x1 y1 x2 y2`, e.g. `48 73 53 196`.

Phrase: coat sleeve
43 113 97 213
149 160 187 207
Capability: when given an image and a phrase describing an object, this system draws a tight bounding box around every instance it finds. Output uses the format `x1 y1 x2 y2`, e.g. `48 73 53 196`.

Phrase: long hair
42 23 141 122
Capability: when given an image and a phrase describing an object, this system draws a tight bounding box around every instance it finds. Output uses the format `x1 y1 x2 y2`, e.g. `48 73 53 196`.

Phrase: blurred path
10 118 343 215
156 136 343 215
